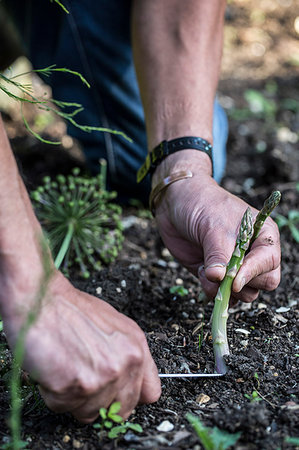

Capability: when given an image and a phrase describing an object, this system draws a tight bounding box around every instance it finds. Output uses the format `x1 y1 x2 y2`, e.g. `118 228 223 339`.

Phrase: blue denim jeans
8 0 228 203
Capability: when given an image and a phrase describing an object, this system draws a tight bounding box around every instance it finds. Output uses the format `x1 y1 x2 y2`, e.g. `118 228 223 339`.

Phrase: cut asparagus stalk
211 191 281 374
212 207 254 374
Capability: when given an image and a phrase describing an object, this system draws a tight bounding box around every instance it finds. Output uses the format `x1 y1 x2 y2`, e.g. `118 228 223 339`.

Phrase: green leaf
289 223 299 243
104 420 113 429
210 427 241 450
285 436 299 446
0 320 3 332
275 214 288 229
288 210 299 222
127 423 143 433
169 285 189 297
109 414 124 423
93 423 101 429
99 407 107 420
186 414 215 450
108 401 121 415
107 426 127 439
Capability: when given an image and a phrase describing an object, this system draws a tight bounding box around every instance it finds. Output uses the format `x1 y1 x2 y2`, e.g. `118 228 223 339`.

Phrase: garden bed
1 1 299 448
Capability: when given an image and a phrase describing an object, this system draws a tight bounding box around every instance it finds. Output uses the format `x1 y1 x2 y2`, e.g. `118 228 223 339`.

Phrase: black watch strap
137 136 213 183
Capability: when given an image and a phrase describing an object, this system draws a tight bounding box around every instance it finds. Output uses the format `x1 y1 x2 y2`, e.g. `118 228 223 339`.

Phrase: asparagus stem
212 208 254 374
211 191 281 374
250 190 281 243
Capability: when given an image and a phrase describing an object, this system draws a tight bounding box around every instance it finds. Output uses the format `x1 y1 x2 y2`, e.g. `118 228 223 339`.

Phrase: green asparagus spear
212 207 254 374
250 190 281 243
211 191 281 374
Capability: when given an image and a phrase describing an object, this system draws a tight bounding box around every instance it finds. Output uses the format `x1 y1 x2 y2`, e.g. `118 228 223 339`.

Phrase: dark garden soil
1 1 299 449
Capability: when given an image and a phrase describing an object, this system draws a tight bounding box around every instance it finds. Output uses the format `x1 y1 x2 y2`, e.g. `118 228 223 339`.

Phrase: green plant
275 210 299 243
186 413 241 450
244 390 262 403
285 436 299 446
169 285 189 297
212 192 281 374
0 65 131 145
31 161 124 278
244 89 277 121
93 402 143 439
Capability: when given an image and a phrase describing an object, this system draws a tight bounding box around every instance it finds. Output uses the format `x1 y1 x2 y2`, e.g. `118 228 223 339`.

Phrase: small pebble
156 420 174 432
116 287 121 293
157 259 167 268
120 279 127 288
162 248 171 258
175 278 184 285
72 439 82 449
62 435 71 443
168 261 179 269
196 394 210 405
276 306 290 313
96 287 102 295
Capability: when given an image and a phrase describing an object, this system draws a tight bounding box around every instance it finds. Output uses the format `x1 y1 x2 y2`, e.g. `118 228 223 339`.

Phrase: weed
244 390 262 403
31 161 124 278
186 413 241 450
285 436 299 446
93 402 143 440
169 285 189 297
275 210 299 243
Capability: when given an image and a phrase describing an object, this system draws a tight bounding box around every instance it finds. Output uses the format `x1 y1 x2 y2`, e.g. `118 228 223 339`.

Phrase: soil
1 1 299 449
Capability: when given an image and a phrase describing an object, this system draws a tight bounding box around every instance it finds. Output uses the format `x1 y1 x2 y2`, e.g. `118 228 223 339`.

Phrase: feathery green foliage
0 66 132 144
31 161 124 278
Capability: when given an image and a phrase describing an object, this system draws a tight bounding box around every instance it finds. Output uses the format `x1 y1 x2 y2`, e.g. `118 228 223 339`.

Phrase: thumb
203 261 227 282
202 238 230 282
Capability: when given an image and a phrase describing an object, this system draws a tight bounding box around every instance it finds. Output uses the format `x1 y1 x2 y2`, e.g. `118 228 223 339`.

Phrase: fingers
139 339 161 405
234 229 281 293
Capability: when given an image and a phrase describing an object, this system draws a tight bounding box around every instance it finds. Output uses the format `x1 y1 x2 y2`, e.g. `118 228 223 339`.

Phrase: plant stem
212 208 254 374
54 221 74 269
211 191 281 374
250 191 281 244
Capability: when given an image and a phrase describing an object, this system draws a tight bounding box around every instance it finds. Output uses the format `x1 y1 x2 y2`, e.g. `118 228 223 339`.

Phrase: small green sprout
186 413 241 450
93 402 143 439
244 390 262 403
31 161 124 278
275 210 299 243
285 437 299 446
169 285 189 297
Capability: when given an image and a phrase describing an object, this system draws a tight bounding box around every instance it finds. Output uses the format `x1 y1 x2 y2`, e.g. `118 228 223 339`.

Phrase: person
0 1 281 423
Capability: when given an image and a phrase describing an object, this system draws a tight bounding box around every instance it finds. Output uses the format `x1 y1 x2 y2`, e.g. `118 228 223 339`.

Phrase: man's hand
3 272 161 423
154 160 281 304
0 116 160 424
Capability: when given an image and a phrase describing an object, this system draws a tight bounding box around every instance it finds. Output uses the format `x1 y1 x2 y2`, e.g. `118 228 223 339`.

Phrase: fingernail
206 263 227 269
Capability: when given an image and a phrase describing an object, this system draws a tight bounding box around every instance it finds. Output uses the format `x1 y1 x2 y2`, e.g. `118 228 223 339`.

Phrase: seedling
212 192 281 374
186 413 241 450
275 210 299 243
93 402 143 439
169 285 189 297
244 390 262 403
31 161 124 278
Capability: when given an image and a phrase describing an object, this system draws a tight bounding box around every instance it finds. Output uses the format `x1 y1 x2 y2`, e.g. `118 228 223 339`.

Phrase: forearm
132 0 226 152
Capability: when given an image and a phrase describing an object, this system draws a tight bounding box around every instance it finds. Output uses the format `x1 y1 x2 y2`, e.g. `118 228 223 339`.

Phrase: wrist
151 149 213 187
